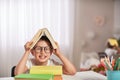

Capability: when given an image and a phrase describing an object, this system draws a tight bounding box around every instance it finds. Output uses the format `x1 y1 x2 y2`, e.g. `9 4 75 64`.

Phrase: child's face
32 40 52 64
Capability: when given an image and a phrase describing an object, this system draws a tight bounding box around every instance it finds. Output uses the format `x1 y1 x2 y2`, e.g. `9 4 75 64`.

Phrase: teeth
40 56 45 59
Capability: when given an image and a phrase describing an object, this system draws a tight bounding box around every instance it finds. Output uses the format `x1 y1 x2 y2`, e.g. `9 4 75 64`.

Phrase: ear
31 49 35 56
50 50 53 55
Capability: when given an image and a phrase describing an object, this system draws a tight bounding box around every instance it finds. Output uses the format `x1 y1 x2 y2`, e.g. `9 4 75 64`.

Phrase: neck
34 59 48 66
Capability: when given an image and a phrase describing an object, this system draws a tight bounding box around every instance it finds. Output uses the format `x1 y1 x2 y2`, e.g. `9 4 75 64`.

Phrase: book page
30 29 43 49
29 28 57 49
44 28 57 49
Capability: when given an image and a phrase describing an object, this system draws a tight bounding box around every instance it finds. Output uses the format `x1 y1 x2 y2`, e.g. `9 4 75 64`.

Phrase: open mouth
39 55 47 59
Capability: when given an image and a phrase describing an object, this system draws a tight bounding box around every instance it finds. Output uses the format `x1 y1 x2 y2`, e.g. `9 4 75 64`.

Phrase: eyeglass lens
34 46 51 53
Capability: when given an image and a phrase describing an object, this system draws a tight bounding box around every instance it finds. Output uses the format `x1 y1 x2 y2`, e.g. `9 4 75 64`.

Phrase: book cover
30 66 62 75
54 75 62 80
30 28 57 49
44 29 57 49
14 74 53 80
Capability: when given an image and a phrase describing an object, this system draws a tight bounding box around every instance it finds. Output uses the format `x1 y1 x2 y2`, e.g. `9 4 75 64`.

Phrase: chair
11 66 16 77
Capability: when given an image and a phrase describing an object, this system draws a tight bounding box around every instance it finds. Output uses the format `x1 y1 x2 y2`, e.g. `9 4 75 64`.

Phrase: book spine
54 75 62 80
30 69 62 75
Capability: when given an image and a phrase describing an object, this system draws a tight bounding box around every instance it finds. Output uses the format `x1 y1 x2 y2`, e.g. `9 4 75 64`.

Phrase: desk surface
0 71 107 80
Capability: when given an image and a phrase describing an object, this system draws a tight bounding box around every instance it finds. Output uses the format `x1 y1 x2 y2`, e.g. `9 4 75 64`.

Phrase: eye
35 47 40 50
45 47 50 50
34 47 41 51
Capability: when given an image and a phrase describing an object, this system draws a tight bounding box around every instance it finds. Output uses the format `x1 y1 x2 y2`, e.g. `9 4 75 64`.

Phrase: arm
14 42 32 75
53 42 76 75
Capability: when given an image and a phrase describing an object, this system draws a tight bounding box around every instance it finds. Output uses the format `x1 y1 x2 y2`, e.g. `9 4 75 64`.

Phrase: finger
24 42 32 50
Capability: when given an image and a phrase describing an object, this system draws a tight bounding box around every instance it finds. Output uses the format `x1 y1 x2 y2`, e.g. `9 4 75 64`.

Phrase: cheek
31 51 38 57
34 54 40 59
47 54 51 57
35 53 39 57
31 50 35 56
44 53 51 58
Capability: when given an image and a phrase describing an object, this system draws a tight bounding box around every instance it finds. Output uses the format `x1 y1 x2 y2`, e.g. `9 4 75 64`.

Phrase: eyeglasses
34 46 52 53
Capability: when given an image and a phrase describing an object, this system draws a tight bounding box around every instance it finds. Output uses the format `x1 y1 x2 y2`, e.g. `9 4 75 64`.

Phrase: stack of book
14 66 63 80
30 66 63 80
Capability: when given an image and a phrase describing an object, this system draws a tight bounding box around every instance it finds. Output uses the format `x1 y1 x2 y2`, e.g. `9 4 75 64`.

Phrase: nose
40 48 45 54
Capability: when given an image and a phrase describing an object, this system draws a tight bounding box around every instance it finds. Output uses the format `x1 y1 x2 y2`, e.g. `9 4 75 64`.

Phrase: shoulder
26 58 35 69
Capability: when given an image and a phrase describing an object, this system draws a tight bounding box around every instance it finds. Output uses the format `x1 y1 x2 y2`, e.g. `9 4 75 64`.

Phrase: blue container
107 70 120 80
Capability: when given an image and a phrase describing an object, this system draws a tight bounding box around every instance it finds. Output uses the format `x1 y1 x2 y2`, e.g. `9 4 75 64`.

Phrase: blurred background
0 0 120 77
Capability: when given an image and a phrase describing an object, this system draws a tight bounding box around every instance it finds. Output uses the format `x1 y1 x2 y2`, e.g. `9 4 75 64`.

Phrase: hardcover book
54 75 62 80
14 74 53 80
30 28 57 49
30 66 62 75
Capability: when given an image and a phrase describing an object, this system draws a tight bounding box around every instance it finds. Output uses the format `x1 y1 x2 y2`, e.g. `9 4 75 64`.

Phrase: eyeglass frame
33 46 53 53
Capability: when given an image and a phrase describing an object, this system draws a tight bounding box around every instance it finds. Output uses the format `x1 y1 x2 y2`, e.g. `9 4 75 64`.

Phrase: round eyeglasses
34 46 52 53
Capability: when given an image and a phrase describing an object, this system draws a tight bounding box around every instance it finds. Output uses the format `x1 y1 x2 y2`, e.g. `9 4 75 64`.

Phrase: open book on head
30 28 57 49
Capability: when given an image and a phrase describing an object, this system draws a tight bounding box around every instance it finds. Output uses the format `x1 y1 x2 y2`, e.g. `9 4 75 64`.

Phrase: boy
15 36 76 75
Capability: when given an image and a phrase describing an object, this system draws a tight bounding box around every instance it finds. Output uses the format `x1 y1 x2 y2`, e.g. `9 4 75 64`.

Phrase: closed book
54 75 62 80
30 66 62 75
14 74 53 80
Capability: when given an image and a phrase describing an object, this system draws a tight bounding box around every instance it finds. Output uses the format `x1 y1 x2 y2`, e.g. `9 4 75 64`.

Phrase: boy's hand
24 41 33 52
53 42 61 56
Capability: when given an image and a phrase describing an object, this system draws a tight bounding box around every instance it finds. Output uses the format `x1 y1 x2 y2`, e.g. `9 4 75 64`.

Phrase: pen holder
106 70 120 80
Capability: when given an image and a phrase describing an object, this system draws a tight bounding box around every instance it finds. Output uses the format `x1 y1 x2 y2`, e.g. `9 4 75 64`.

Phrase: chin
38 58 48 63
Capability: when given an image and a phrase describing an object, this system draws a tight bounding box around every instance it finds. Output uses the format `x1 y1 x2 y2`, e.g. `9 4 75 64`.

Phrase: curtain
0 0 75 77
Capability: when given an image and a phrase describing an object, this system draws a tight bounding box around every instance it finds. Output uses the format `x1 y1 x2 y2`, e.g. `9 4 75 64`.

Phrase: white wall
114 0 120 38
0 0 119 76
0 0 75 77
73 0 114 70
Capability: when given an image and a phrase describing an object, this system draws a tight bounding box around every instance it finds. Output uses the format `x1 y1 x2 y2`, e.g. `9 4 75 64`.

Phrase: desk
0 71 107 80
63 71 107 80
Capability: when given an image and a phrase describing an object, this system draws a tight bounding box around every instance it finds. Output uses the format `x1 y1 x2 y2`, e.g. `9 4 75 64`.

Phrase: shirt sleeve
48 59 62 66
26 59 33 69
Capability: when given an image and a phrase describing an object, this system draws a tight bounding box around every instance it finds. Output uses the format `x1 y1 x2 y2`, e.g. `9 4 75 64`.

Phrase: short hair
39 36 53 49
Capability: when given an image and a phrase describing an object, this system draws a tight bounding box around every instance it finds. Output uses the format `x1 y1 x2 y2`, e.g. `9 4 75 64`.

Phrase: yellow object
30 66 62 75
108 38 118 47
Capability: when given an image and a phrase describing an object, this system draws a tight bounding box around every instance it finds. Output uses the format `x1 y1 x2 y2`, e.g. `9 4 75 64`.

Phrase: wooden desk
0 71 107 80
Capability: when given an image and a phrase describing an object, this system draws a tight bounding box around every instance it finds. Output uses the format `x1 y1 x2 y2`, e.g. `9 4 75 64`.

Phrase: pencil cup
106 70 120 80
